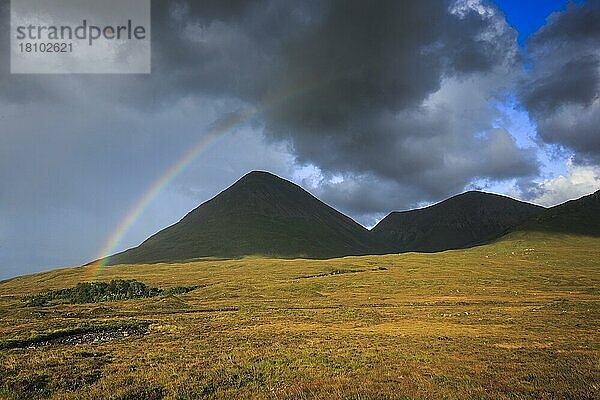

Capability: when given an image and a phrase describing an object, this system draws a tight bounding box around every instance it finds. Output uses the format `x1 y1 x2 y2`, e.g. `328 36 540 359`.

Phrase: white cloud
530 157 600 207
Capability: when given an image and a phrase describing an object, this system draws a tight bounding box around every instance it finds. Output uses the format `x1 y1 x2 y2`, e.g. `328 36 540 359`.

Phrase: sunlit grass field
1 232 599 399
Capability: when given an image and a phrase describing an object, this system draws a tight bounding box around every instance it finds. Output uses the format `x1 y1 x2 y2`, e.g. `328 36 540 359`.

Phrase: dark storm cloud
49 0 535 209
0 0 537 194
255 0 518 127
523 55 599 116
0 0 539 210
144 0 537 210
522 0 600 163
529 0 600 43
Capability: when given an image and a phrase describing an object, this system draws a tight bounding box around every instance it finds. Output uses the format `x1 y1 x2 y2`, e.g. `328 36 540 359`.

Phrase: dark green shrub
24 280 197 306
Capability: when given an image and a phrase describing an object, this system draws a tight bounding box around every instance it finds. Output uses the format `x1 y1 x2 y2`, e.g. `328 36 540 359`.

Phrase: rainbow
88 69 353 280
89 110 251 279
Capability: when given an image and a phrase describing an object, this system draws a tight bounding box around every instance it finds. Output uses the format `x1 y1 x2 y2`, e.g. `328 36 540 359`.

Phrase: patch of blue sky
493 0 585 45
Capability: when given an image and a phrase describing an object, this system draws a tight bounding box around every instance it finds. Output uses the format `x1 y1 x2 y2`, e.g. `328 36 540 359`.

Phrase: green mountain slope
104 171 376 264
371 191 545 253
512 190 600 236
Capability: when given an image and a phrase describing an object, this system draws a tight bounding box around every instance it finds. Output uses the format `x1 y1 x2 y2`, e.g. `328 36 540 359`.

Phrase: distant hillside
513 190 600 236
101 171 599 265
372 191 545 253
104 171 376 264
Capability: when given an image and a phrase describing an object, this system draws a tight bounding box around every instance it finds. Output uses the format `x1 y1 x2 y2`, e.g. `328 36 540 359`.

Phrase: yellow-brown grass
0 232 598 399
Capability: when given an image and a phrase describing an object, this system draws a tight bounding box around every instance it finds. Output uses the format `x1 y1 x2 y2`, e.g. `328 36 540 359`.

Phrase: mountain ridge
101 171 599 265
371 190 546 253
511 189 600 236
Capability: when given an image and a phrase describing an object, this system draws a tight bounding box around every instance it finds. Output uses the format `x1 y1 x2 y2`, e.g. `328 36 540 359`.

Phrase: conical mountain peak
105 171 375 265
232 171 287 190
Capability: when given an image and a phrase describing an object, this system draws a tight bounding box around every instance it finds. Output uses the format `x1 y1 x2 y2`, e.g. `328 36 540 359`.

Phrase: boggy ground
0 232 598 399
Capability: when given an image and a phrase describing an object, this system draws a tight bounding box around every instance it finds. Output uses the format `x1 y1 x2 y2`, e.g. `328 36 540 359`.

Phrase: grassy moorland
0 233 598 399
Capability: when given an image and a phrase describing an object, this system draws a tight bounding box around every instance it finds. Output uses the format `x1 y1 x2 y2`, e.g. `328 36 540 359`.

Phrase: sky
496 0 584 43
1 0 599 279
